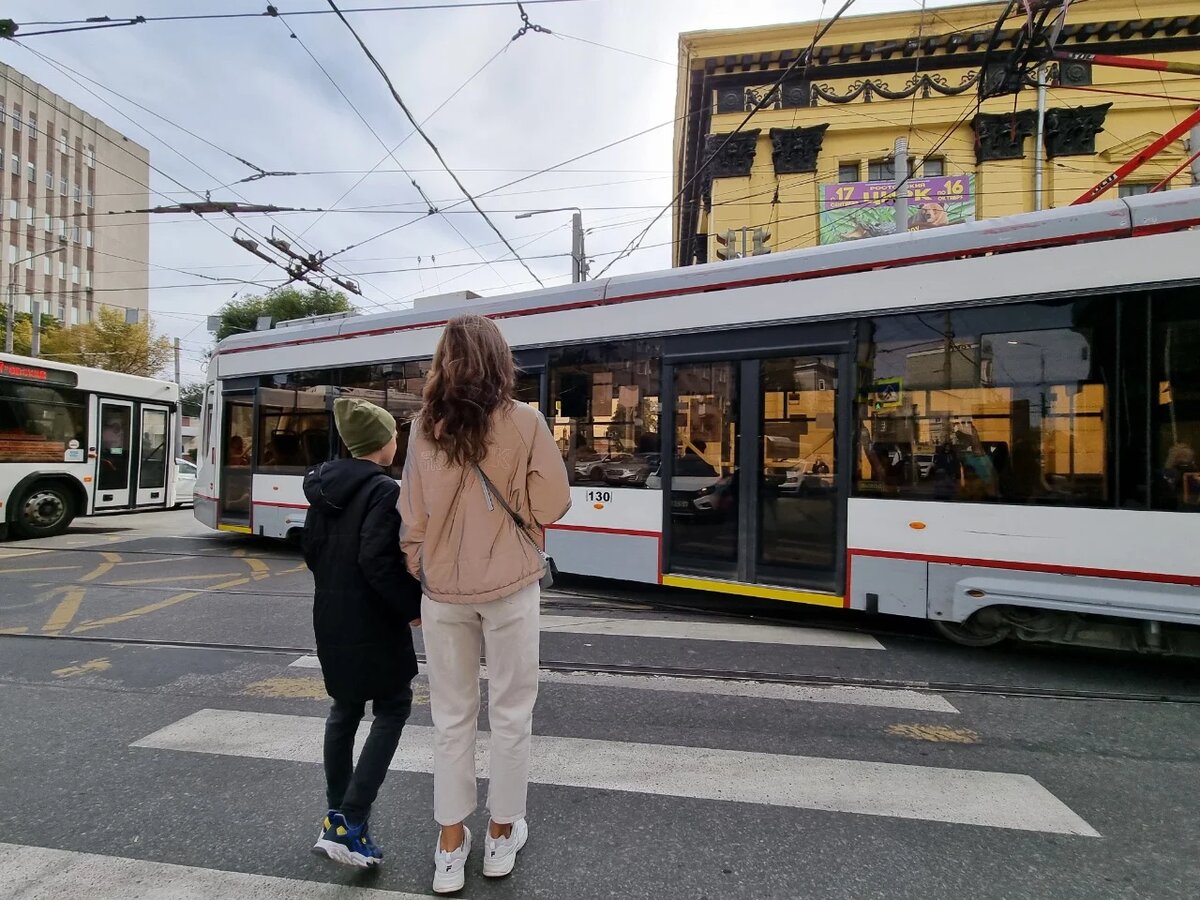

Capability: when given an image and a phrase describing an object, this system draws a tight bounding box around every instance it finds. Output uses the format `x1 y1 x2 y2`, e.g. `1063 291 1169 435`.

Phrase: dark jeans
323 687 414 825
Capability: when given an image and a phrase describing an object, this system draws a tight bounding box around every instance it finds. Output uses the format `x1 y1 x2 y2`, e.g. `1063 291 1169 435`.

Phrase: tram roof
215 188 1200 358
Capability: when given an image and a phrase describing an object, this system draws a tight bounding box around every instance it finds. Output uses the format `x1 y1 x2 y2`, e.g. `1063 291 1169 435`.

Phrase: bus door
134 404 171 507
94 399 134 510
217 393 254 529
661 322 853 599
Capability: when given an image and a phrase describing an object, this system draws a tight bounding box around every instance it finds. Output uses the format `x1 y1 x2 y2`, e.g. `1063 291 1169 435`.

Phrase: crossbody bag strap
474 463 540 552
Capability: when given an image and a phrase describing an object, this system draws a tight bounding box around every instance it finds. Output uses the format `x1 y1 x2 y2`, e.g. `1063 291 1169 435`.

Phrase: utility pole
4 262 15 354
1033 64 1048 210
894 137 909 235
515 208 587 281
173 337 183 463
30 301 41 358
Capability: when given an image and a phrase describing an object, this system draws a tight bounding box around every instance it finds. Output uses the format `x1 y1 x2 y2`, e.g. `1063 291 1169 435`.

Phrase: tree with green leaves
0 310 62 357
179 382 206 416
40 307 173 377
214 287 355 342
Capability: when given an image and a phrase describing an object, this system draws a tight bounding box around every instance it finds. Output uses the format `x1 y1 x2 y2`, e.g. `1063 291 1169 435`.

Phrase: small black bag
474 464 556 590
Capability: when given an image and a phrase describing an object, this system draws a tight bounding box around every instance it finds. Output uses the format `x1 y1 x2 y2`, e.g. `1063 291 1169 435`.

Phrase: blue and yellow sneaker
312 811 382 868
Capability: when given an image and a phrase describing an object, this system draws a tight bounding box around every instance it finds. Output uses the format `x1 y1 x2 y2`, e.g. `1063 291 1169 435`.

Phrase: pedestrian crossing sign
870 378 903 410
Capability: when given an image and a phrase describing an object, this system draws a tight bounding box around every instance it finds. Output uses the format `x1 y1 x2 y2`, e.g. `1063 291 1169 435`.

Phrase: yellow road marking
112 556 193 567
0 565 84 574
72 576 252 632
0 626 29 635
0 548 51 559
43 588 87 634
234 548 270 580
77 552 122 586
107 572 241 586
886 724 980 744
242 676 328 700
277 563 308 575
52 657 112 679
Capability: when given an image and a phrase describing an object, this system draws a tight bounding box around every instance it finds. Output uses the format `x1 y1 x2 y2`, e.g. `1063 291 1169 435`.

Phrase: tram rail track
3 630 1198 706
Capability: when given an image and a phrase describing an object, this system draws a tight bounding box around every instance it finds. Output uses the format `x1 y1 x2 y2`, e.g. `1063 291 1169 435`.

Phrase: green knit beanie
333 397 396 457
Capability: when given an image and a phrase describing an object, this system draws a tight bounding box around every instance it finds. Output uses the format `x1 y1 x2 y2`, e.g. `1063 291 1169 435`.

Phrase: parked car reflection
603 452 660 486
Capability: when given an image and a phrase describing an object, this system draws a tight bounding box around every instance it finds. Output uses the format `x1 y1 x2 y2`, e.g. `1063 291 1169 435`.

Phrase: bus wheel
933 609 1011 647
14 482 76 539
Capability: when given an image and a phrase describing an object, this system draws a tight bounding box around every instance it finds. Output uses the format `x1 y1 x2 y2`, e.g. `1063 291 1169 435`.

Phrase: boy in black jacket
303 397 422 868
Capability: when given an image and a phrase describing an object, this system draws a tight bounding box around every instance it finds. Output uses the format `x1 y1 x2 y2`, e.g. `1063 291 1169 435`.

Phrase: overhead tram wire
274 9 517 290
2 56 338 301
594 0 859 279
7 1 592 37
17 42 396 308
325 0 544 287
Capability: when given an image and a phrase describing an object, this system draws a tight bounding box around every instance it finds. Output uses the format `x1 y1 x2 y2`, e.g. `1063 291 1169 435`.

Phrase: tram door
217 395 254 529
664 349 847 595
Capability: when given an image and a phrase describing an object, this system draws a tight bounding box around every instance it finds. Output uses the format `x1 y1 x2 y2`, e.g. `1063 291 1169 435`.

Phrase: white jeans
421 580 540 826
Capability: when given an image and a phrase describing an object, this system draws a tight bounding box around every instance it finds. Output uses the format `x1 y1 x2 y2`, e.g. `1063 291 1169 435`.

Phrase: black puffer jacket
302 459 421 702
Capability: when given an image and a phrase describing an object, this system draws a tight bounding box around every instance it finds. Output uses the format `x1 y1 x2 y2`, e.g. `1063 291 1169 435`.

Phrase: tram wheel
933 611 1011 647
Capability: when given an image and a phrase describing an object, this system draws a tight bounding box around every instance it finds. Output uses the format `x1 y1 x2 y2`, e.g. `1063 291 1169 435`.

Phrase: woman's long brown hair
420 314 515 466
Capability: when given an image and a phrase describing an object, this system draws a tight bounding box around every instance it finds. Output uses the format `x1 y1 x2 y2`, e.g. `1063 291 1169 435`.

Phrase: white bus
0 353 179 539
196 190 1200 654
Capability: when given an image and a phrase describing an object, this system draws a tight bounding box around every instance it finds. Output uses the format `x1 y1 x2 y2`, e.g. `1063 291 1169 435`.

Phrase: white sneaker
482 818 528 878
432 826 471 895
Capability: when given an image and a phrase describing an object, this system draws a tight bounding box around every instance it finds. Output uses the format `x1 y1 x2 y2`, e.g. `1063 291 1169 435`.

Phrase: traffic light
714 230 738 261
752 228 771 256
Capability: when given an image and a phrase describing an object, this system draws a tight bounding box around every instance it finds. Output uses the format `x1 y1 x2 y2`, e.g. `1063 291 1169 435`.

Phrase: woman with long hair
399 314 570 895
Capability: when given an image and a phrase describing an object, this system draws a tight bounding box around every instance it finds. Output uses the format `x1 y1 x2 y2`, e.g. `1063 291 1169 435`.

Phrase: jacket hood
303 458 386 516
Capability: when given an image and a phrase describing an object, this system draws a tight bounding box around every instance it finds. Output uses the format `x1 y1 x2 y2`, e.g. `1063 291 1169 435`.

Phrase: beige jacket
399 401 571 604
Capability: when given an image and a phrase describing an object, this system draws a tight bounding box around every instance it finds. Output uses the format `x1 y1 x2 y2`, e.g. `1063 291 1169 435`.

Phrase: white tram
195 190 1200 654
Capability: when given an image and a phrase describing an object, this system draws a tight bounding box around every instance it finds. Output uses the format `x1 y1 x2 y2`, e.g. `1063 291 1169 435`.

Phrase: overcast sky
2 0 985 380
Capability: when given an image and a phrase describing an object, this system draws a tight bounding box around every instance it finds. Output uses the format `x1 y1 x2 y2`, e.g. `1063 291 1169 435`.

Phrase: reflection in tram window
339 361 429 479
759 356 838 573
669 361 739 574
854 300 1116 506
549 341 661 487
1152 291 1200 512
257 386 332 472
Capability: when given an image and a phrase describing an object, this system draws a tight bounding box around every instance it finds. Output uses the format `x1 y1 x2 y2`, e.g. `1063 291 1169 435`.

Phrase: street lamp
515 207 588 283
4 241 68 355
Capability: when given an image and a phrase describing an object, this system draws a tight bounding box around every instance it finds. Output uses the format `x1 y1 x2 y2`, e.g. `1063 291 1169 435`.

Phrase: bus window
0 381 87 463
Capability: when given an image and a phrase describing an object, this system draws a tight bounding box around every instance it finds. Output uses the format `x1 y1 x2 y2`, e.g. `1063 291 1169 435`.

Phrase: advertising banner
819 175 975 244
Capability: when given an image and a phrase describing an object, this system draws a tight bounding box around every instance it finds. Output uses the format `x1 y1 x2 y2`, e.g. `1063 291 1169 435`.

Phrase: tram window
1150 288 1200 512
339 360 429 478
549 341 661 487
855 299 1116 506
515 371 540 410
0 382 87 462
256 386 332 472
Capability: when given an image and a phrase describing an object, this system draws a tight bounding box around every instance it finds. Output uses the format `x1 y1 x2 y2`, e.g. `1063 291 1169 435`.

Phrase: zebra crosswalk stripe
133 708 1098 837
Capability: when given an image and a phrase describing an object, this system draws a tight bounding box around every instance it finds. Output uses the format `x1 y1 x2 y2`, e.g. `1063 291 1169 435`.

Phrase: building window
24 253 32 270
838 162 860 183
59 176 67 195
6 200 17 220
42 255 50 275
56 218 65 239
55 258 64 279
58 129 68 154
43 214 52 233
1119 183 1155 198
85 144 95 168
73 184 81 203
69 303 78 325
855 298 1115 507
44 171 52 189
7 245 15 265
0 99 5 124
12 105 20 132
83 270 91 289
868 158 895 182
549 340 663 486
84 229 92 248
71 265 79 285
922 157 945 177
25 204 34 224
86 191 94 208
27 112 36 136
25 162 34 183
11 153 18 173
18 294 30 314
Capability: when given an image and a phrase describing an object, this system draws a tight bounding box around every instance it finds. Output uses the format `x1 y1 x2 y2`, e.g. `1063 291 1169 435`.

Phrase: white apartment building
1 62 149 327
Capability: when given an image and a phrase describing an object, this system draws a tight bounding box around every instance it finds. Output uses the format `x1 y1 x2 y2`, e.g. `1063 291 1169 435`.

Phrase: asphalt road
1 509 1198 899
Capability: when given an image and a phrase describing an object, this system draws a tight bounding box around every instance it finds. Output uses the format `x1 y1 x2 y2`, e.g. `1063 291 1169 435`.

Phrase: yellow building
672 0 1200 265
